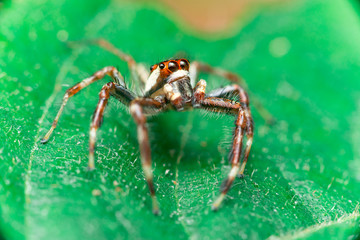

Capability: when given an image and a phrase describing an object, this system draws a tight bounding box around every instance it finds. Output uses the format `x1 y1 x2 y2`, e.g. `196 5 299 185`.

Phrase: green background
1 0 360 239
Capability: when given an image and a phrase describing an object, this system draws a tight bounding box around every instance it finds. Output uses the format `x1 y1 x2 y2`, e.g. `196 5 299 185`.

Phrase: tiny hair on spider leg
41 40 264 214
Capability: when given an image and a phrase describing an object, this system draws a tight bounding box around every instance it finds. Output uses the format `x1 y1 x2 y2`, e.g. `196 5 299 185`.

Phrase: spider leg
41 66 125 144
129 98 165 215
190 61 274 124
88 82 136 169
208 85 254 178
199 97 247 211
68 39 149 86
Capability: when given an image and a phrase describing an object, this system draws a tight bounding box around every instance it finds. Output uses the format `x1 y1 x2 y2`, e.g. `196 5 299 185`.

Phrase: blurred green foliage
1 0 360 239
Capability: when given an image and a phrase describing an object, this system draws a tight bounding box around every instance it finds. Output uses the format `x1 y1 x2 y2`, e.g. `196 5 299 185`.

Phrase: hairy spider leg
208 85 254 177
129 98 165 215
40 66 125 144
89 82 136 169
198 96 246 210
190 61 274 125
194 80 252 209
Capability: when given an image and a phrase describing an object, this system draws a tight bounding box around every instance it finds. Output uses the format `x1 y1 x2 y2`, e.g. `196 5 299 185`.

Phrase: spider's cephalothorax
41 40 255 215
145 59 193 111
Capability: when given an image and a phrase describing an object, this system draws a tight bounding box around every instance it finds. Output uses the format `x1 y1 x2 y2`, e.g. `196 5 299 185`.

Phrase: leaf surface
1 0 360 239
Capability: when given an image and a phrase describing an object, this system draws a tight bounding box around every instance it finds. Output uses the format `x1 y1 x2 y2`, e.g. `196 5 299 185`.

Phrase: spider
41 39 254 215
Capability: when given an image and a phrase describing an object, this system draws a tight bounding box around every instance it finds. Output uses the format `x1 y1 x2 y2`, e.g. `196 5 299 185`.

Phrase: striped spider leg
190 62 254 180
41 61 165 214
190 69 253 210
199 96 248 211
91 84 166 215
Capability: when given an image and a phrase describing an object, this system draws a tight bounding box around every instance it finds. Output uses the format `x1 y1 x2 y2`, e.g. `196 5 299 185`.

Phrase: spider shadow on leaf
148 110 233 174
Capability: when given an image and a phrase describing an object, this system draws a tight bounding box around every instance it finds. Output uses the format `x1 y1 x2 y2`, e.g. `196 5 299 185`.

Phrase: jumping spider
41 40 254 214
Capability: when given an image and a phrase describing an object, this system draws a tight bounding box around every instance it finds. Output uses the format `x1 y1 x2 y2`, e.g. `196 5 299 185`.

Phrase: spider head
145 59 190 92
150 59 189 76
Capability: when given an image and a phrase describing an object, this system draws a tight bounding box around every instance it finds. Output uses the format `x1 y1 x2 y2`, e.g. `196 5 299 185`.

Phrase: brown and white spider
41 40 254 215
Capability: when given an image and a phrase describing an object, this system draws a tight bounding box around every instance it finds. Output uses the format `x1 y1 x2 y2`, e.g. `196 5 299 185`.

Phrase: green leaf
1 0 360 239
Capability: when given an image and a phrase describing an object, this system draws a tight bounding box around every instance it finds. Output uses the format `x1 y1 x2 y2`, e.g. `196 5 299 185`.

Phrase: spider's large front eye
179 60 189 70
150 64 155 72
159 63 165 69
168 61 178 72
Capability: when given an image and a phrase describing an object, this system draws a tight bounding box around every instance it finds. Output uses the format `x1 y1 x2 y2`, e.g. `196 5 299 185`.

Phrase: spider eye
168 61 178 72
179 59 189 70
159 63 165 69
150 65 155 71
